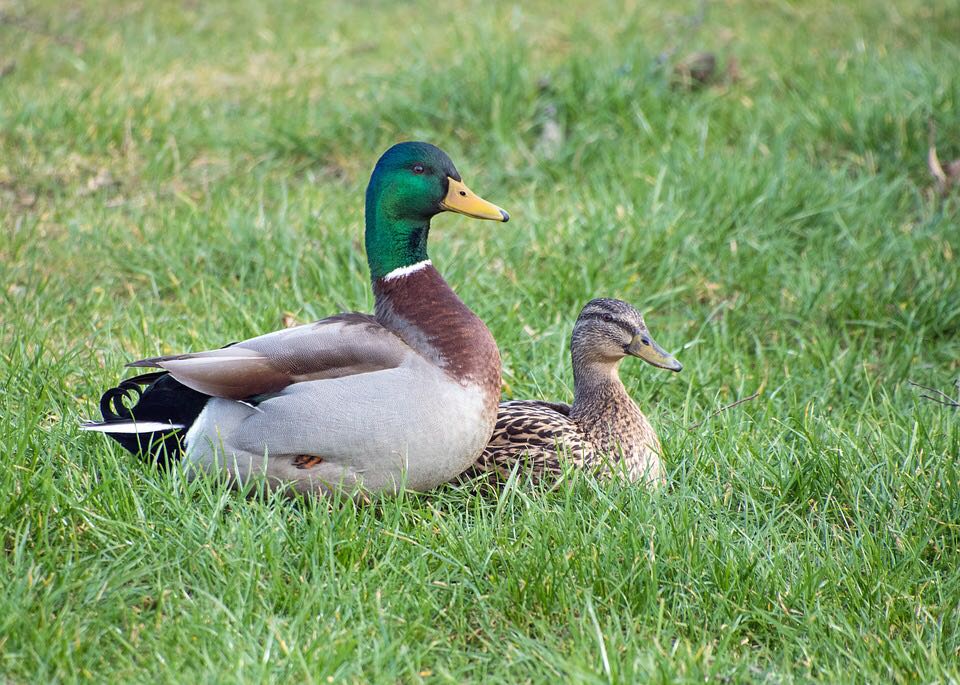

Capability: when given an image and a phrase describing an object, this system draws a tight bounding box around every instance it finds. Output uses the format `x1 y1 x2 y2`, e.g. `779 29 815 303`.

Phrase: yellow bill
440 177 510 222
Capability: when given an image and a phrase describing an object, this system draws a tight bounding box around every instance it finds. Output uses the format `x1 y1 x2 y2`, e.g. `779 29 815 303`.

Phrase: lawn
2 0 960 682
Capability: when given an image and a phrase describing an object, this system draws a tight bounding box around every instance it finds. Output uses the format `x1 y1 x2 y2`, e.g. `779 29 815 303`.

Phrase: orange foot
292 454 324 470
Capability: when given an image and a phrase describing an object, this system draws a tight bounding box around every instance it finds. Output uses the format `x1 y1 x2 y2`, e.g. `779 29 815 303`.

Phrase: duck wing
459 399 587 483
127 313 412 400
507 399 572 416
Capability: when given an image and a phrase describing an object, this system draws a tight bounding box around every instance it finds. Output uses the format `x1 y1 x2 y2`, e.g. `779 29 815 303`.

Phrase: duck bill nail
440 177 510 222
628 336 683 372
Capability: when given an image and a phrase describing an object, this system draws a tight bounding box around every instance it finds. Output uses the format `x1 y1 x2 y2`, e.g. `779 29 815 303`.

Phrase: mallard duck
82 142 510 495
460 298 682 486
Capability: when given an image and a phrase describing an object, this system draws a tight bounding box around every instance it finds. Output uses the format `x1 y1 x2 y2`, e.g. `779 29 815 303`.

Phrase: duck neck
365 202 431 283
571 360 636 422
364 187 500 405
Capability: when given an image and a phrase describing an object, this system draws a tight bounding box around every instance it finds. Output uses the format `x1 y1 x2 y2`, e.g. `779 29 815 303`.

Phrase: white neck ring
382 259 432 281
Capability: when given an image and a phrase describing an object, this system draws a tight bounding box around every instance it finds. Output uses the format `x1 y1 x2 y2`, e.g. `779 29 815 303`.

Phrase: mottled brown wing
507 399 572 416
459 400 592 484
127 313 413 400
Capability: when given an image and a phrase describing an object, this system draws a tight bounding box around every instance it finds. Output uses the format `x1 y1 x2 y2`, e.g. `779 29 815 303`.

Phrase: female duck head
365 142 509 280
572 298 683 373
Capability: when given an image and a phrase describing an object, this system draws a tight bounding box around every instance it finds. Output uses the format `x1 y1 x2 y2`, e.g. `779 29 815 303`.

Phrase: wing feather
128 313 413 400
459 400 590 483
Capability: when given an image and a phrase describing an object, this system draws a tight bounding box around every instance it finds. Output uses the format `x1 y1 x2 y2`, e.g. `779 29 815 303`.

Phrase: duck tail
80 371 209 466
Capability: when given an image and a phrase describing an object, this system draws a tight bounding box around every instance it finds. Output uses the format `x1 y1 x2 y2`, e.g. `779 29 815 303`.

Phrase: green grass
3 0 960 681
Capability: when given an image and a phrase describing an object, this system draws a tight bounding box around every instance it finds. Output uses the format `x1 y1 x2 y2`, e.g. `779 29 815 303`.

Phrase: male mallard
82 142 509 495
460 298 682 486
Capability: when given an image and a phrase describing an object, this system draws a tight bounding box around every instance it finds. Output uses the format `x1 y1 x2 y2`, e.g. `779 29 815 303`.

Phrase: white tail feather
80 420 184 434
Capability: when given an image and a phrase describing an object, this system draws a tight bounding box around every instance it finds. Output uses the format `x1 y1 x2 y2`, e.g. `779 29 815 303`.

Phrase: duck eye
412 164 425 174
600 313 615 323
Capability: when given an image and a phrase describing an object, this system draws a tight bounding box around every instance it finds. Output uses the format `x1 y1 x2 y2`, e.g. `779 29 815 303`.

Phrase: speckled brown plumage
459 299 681 487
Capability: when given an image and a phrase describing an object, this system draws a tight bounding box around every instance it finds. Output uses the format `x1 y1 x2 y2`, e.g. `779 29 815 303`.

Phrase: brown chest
573 388 660 461
373 264 501 417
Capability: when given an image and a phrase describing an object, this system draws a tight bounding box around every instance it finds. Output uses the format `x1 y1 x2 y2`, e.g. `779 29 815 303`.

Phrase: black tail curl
99 371 169 422
96 371 210 466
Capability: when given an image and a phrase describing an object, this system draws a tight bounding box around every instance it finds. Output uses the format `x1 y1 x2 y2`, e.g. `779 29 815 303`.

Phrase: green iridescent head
364 142 509 280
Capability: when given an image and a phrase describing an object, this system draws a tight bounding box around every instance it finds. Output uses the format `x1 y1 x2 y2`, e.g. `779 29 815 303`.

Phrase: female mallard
461 298 682 486
82 142 509 495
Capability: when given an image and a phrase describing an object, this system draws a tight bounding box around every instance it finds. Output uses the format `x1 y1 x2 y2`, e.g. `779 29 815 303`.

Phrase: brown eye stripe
578 311 635 334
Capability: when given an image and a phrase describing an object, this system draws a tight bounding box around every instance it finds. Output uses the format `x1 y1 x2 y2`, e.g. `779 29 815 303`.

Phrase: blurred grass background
2 0 960 682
